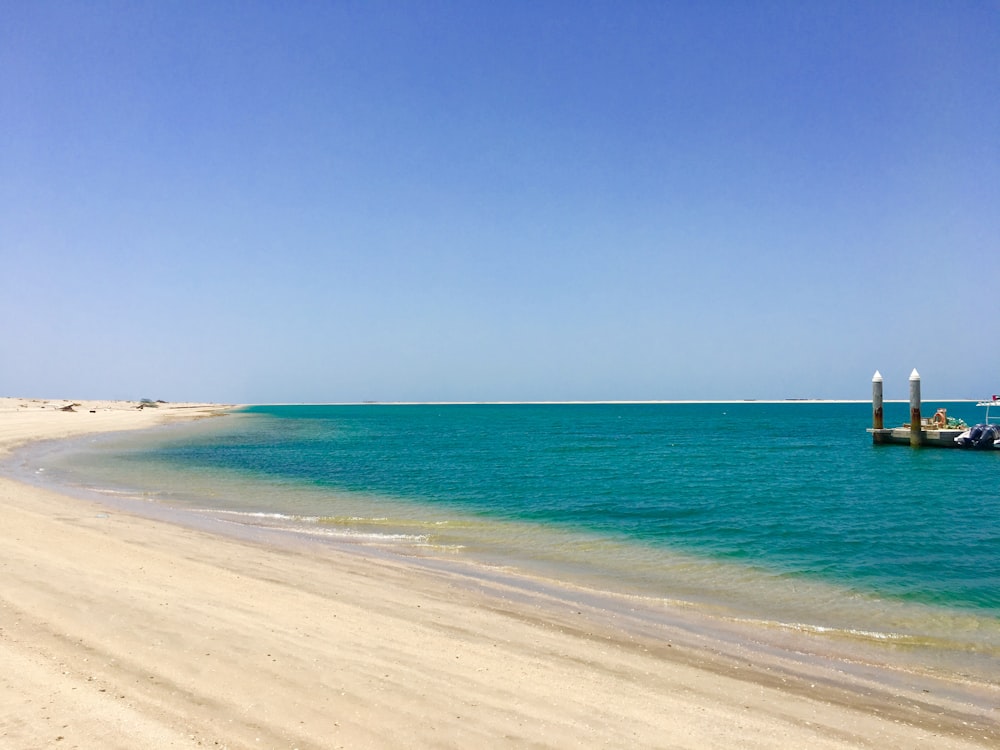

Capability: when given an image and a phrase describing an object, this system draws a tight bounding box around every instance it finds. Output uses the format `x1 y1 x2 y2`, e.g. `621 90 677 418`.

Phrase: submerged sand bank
0 399 997 749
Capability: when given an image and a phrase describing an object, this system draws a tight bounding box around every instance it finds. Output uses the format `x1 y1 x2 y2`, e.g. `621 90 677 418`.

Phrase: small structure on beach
867 370 968 448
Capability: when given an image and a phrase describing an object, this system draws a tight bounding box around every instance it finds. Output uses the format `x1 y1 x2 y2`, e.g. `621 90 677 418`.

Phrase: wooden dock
868 369 969 448
868 426 965 448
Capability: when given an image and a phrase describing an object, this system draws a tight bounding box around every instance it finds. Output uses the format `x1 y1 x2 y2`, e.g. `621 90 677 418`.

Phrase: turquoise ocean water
16 401 1000 682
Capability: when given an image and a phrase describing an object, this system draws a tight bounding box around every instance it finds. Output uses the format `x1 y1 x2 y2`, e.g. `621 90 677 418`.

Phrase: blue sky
3 1 998 403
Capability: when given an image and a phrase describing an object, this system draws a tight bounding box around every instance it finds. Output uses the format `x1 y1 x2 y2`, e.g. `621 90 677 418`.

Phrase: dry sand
0 398 997 749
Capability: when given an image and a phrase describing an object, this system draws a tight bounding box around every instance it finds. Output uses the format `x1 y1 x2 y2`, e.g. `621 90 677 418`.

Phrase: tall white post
872 371 883 430
909 369 922 447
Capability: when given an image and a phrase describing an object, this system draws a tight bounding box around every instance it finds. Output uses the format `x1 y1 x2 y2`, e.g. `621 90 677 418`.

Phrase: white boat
954 396 1000 449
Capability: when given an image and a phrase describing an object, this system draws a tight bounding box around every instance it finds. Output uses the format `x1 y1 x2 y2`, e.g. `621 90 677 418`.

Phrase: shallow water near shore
12 401 1000 687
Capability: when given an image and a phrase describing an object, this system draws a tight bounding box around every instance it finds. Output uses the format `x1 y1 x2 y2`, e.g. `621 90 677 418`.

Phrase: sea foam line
212 516 431 543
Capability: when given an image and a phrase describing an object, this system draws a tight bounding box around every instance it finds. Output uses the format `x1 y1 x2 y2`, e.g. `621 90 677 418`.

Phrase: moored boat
954 396 1000 449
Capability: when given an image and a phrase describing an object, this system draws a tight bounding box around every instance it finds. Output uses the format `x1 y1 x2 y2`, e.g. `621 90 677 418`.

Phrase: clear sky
3 1 998 403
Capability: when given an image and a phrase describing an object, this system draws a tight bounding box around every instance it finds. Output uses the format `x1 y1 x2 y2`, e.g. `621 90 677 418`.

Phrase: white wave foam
232 520 430 543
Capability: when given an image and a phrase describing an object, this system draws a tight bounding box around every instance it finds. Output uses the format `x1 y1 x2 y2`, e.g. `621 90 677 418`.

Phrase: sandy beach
1 399 997 749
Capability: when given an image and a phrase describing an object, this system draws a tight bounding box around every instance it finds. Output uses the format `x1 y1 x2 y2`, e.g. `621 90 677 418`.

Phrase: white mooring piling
872 371 884 430
909 368 922 447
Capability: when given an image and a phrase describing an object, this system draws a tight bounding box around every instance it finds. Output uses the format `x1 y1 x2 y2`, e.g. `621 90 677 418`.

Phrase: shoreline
241 399 977 405
1 399 997 748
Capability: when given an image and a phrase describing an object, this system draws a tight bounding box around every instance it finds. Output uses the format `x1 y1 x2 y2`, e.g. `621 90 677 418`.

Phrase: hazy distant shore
1 397 996 749
248 398 977 406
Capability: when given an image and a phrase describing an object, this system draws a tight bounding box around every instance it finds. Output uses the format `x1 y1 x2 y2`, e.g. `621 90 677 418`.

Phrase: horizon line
238 398 982 407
